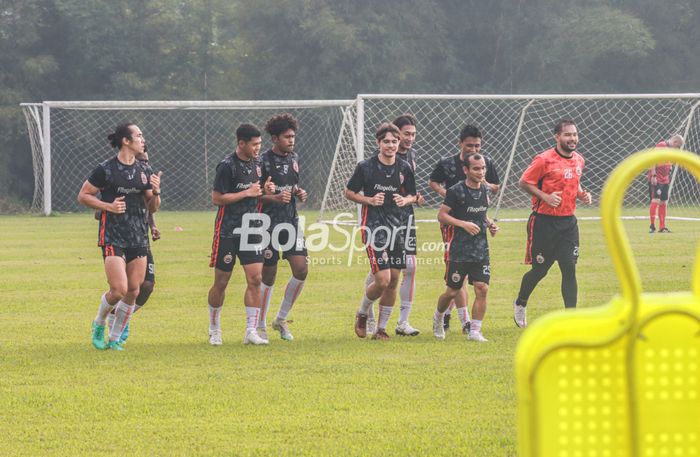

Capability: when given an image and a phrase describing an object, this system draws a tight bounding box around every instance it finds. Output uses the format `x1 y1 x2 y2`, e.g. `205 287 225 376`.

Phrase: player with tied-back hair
346 122 417 341
78 123 162 351
257 113 309 342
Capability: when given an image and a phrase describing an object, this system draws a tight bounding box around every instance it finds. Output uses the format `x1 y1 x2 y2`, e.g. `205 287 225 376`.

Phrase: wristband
152 191 161 196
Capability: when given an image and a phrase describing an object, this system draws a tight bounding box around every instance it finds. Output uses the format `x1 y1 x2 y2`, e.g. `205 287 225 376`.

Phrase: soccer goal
21 100 356 215
318 94 700 223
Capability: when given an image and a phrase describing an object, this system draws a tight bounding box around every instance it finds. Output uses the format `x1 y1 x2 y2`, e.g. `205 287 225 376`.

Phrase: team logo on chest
141 172 148 185
256 166 262 177
293 160 299 173
575 166 582 176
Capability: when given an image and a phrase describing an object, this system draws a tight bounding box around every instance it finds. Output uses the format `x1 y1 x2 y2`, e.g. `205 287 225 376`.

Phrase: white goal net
21 100 355 214
319 94 700 223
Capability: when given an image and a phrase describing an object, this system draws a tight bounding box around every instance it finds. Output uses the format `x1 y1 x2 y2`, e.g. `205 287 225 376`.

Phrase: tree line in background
2 0 698 210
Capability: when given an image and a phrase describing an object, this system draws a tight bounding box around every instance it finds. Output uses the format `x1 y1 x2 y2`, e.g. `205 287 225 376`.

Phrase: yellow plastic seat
516 148 700 457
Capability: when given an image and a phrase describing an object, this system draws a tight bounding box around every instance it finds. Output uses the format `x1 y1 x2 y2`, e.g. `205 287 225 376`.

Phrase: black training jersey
347 155 416 236
259 149 301 227
430 153 500 189
212 153 262 238
397 148 418 224
443 182 490 262
88 156 152 248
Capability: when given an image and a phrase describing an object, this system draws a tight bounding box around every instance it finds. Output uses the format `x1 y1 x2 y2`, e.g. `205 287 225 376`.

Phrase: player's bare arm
78 180 125 214
393 193 417 207
577 185 592 205
519 178 562 207
437 204 480 235
211 182 261 206
485 217 500 236
145 171 162 213
429 180 447 198
345 189 384 207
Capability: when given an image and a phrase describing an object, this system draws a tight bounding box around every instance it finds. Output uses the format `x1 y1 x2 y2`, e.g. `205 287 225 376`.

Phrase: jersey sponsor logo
117 186 142 195
451 272 461 283
277 185 294 193
374 184 398 192
235 182 254 190
536 253 545 264
466 205 488 213
141 172 148 185
223 253 233 264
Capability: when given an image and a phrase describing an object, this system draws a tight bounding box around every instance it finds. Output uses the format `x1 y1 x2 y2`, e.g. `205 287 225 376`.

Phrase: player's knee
262 267 277 286
109 285 127 301
374 273 391 290
474 282 489 297
387 275 400 289
247 272 262 288
292 263 308 281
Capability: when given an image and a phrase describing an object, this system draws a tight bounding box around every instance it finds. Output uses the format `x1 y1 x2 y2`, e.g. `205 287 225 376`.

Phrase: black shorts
366 243 406 274
649 183 669 202
102 245 148 263
525 213 579 266
445 260 490 289
210 236 264 272
262 229 308 266
405 225 417 256
144 249 155 283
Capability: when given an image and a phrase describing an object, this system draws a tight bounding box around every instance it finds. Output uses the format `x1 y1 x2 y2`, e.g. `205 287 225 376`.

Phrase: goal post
20 100 355 215
318 93 700 223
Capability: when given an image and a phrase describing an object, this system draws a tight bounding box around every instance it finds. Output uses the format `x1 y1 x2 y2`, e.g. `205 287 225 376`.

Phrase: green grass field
1 210 697 456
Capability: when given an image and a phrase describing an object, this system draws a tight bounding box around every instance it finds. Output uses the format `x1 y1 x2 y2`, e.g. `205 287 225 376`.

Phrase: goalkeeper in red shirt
648 134 684 233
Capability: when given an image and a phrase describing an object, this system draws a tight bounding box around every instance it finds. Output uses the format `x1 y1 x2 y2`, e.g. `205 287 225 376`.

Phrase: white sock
471 319 482 333
457 306 471 329
209 304 222 333
359 293 376 315
434 308 445 321
398 258 416 324
108 300 134 342
276 277 304 321
364 272 375 319
378 305 393 330
134 304 143 313
245 307 259 332
95 293 115 325
259 283 273 328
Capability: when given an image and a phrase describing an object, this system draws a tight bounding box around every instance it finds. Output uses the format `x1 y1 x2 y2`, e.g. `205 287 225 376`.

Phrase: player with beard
207 123 275 346
257 113 308 341
428 124 500 331
513 119 592 328
433 153 499 342
363 113 424 336
78 123 161 350
346 122 417 340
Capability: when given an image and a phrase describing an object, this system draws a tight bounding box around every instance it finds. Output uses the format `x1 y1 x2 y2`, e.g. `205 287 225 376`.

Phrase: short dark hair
236 123 261 142
462 153 484 169
459 124 482 142
392 113 417 130
375 122 401 141
554 119 576 134
265 113 299 137
107 123 136 149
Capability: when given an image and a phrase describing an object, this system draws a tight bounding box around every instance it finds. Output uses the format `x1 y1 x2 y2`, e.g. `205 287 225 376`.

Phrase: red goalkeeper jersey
647 140 673 184
521 147 585 216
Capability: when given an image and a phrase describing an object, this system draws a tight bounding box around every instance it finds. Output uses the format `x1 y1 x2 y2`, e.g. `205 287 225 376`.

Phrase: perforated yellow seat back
516 148 700 457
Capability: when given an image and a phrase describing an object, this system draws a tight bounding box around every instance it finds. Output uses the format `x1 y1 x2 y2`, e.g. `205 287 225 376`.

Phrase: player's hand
150 171 162 194
393 194 409 207
109 196 126 214
263 177 275 195
462 221 481 235
416 193 426 206
651 176 657 186
579 190 592 205
294 186 308 202
247 182 262 197
545 191 562 207
277 189 293 204
487 222 500 237
370 192 385 206
151 226 161 241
